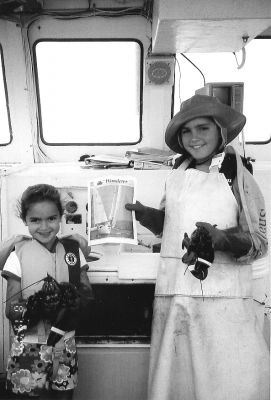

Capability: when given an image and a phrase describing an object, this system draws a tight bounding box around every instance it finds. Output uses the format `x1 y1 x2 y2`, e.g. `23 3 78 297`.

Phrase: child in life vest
126 95 269 400
2 183 93 399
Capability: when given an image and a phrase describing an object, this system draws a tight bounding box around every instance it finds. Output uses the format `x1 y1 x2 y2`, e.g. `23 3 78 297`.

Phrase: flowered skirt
6 336 78 395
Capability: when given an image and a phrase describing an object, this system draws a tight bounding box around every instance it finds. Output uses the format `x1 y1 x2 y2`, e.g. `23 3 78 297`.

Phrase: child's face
180 117 220 161
24 201 61 250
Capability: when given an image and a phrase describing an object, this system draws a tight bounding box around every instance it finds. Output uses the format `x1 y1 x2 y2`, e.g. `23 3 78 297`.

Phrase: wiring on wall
181 53 206 86
0 1 152 21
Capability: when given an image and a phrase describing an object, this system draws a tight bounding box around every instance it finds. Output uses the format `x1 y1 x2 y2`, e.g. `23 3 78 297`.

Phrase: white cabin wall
0 20 34 163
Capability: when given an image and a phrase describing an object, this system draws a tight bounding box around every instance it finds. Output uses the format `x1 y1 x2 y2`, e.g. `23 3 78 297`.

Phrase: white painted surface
152 0 271 52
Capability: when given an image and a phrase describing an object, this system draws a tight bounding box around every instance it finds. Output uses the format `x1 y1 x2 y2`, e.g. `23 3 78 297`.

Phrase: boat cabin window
0 46 11 145
174 38 271 144
34 40 142 146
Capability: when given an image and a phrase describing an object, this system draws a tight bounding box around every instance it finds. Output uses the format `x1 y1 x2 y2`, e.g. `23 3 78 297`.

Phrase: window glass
0 47 11 145
174 38 271 143
34 40 142 145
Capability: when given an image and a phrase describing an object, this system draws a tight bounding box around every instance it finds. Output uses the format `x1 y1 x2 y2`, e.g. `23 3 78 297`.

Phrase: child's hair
18 184 63 221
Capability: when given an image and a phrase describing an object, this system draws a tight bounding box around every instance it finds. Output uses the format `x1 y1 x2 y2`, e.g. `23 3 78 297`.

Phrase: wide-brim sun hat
165 94 246 154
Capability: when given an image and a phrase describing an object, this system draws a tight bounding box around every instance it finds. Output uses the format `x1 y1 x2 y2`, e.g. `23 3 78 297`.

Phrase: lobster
182 226 215 281
8 274 82 345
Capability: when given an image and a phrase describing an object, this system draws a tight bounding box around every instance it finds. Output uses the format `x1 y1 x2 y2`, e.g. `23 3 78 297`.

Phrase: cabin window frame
245 37 271 145
33 38 143 147
0 44 12 146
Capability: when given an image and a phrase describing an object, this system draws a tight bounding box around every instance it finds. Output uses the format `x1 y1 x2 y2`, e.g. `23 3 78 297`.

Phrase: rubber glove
196 222 252 258
125 201 165 236
125 201 147 221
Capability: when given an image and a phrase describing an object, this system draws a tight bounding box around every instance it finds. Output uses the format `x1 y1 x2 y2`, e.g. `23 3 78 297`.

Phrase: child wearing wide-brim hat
165 94 246 153
126 94 269 400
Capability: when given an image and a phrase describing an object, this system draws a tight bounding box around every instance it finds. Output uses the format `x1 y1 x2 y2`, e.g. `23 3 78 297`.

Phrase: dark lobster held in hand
8 274 91 345
182 226 215 281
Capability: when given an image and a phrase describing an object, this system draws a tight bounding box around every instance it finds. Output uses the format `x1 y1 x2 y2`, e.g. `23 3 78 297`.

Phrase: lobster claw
182 232 190 250
182 251 196 266
190 259 209 281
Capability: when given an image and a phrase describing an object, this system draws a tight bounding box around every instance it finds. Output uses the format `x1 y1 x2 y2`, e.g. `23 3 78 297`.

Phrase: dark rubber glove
125 201 165 235
125 201 147 221
196 222 252 258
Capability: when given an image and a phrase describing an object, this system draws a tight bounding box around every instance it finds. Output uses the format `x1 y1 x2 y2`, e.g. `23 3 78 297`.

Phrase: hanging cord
233 36 249 70
181 53 206 86
233 47 246 70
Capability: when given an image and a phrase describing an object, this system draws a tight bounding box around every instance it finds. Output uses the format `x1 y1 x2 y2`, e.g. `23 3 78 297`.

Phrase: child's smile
180 117 220 163
24 201 61 250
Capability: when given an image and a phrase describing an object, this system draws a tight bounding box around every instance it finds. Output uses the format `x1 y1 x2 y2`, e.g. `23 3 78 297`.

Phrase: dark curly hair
18 184 63 222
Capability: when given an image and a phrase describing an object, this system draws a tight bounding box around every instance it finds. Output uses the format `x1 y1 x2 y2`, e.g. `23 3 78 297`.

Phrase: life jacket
59 238 81 288
13 238 81 298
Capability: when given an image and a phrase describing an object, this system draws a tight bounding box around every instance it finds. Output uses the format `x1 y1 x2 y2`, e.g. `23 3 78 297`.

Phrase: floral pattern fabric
6 337 78 395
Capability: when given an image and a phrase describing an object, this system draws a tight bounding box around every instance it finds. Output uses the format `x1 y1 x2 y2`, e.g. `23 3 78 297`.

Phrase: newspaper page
88 176 137 245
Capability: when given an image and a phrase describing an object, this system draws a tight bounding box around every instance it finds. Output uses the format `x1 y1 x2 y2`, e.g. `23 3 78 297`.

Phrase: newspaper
87 176 137 245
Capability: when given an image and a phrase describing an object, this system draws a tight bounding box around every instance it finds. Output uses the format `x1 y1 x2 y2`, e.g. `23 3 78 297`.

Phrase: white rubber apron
148 167 270 400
